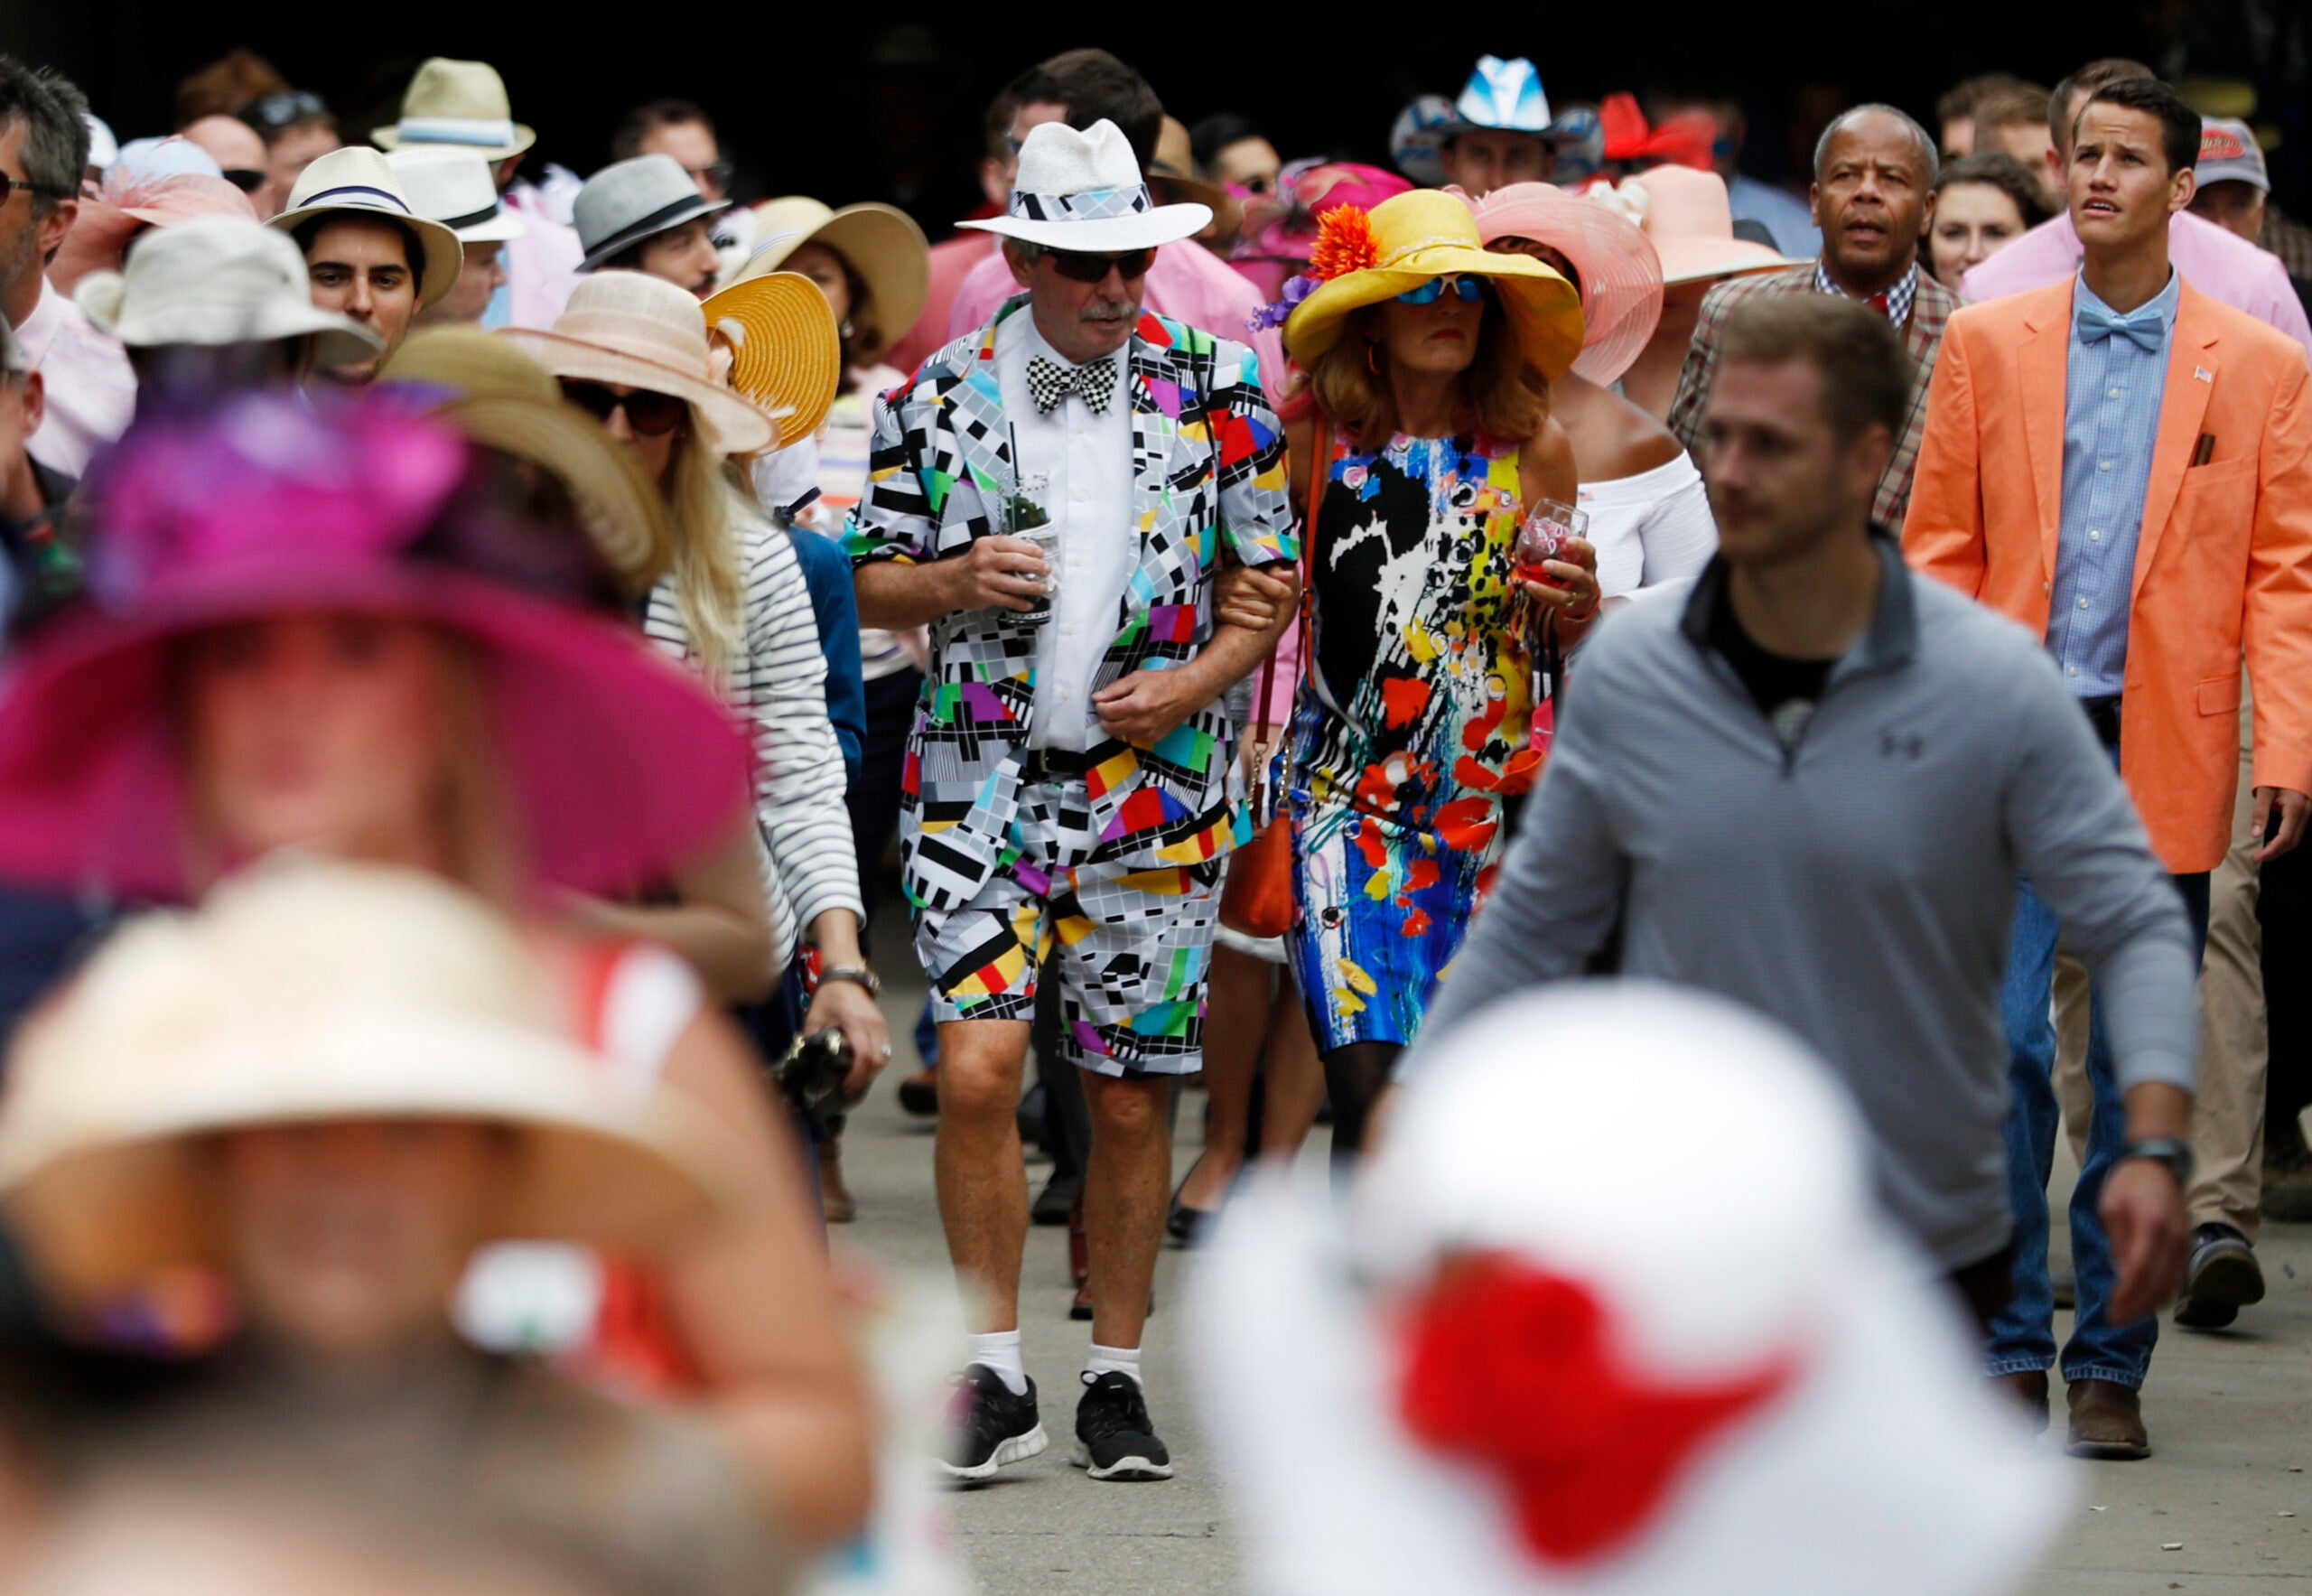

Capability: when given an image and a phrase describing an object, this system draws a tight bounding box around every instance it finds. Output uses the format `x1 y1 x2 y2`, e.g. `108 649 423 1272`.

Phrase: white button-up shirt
15 276 134 477
994 311 1133 752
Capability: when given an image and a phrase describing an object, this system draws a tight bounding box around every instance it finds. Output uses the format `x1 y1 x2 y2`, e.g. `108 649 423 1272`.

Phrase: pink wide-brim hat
1617 166 1802 285
1468 182 1664 386
0 405 751 901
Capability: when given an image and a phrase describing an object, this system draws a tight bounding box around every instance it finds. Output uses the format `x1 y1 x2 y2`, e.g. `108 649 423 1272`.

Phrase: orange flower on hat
1307 204 1379 282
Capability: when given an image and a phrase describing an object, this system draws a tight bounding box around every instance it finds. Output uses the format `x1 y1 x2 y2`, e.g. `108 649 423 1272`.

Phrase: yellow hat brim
700 272 842 450
1282 246 1586 382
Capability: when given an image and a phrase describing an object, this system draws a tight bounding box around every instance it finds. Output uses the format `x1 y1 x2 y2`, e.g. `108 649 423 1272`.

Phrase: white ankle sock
1085 1343 1142 1387
966 1330 1028 1395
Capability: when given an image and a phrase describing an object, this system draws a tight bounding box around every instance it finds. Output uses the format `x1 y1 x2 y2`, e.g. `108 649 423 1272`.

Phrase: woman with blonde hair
511 274 889 1077
1271 190 1599 1155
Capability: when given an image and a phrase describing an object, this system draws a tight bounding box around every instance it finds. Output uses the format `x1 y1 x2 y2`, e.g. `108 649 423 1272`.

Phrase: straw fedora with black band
387 148 525 245
267 146 464 310
371 58 536 160
574 155 731 274
0 860 734 1311
726 197 927 363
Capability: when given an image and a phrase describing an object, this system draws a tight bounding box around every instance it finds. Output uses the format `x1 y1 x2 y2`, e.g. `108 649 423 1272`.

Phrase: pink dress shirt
16 275 134 477
1962 208 2312 355
499 191 585 332
946 238 1289 406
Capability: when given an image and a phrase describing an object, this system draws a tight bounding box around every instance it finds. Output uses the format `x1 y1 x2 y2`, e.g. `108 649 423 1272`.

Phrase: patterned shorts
913 776 1222 1077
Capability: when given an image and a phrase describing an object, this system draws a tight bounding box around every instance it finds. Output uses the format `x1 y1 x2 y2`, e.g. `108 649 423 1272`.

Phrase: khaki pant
2054 685 2262 1236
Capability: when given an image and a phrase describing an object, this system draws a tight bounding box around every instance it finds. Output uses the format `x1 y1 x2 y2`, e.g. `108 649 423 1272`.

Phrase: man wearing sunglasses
0 57 131 477
854 116 1298 1489
238 89 339 222
180 116 268 199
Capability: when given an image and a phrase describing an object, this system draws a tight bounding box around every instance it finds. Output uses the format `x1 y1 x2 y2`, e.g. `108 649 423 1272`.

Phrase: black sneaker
938 1366 1046 1483
2174 1222 2264 1330
1073 1370 1173 1481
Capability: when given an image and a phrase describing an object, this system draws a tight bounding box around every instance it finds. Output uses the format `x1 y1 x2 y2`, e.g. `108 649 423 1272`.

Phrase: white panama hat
1193 983 2070 1596
957 118 1209 254
267 145 465 310
371 58 536 160
74 216 381 368
387 147 526 245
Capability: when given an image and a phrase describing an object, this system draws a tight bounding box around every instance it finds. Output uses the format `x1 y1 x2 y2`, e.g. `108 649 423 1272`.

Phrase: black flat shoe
1166 1197 1216 1246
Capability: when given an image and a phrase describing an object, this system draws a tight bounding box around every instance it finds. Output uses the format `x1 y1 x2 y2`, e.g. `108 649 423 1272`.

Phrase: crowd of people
0 31 2304 1595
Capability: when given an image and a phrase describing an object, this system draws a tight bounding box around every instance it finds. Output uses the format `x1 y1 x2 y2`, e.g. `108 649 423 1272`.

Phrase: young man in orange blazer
1905 75 2312 1460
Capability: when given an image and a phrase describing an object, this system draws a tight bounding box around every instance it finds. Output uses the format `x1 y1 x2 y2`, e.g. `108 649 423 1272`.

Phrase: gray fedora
573 155 730 273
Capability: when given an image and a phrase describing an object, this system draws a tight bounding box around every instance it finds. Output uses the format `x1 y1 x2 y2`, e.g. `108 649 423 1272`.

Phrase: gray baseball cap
2197 117 2270 192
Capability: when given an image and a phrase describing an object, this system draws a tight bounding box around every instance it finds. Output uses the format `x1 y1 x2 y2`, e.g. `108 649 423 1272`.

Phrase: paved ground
837 954 2312 1594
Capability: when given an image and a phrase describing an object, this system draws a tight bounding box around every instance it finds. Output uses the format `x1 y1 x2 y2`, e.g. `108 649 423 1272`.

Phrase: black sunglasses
560 379 686 436
242 90 328 130
219 167 265 194
0 172 70 206
1044 246 1156 284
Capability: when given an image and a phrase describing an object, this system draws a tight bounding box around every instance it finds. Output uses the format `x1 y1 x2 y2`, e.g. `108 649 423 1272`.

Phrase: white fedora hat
387 147 525 245
958 118 1209 253
504 270 778 457
574 154 731 273
74 216 381 368
268 146 465 310
0 860 735 1311
370 57 536 159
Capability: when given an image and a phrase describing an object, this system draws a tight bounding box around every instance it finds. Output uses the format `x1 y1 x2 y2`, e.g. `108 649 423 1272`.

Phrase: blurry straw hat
0 860 732 1309
371 58 536 159
507 272 778 457
699 271 839 448
1614 167 1800 285
727 196 928 363
1469 182 1664 386
75 216 379 368
1148 117 1242 240
267 146 465 310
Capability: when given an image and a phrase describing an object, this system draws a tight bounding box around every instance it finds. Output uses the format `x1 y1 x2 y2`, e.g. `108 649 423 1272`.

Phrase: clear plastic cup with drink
1515 498 1588 589
998 473 1058 624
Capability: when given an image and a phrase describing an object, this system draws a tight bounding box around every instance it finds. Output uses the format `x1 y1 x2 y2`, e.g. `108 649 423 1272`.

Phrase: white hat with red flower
1189 982 2067 1596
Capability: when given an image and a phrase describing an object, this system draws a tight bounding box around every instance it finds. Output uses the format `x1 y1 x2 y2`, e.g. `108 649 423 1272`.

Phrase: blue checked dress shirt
2046 269 2181 698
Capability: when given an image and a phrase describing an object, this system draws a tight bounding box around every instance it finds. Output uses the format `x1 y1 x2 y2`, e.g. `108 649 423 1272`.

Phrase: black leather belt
1018 747 1095 782
2081 694 2122 749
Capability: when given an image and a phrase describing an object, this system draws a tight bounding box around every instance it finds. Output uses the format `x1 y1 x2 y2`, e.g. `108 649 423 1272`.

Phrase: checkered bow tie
1026 355 1118 415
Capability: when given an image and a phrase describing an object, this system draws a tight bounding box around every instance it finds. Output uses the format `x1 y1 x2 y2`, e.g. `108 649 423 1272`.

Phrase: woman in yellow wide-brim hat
1266 187 1598 1157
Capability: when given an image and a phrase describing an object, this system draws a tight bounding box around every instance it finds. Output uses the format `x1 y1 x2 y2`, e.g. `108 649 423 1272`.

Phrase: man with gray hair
1668 103 1953 529
0 57 131 476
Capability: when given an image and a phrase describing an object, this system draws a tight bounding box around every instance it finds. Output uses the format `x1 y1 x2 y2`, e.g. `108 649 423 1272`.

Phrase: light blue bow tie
2077 303 2164 353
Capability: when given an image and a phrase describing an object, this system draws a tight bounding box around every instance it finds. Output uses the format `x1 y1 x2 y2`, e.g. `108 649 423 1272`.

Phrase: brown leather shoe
816 1139 855 1224
1993 1369 2049 1433
2065 1379 2149 1460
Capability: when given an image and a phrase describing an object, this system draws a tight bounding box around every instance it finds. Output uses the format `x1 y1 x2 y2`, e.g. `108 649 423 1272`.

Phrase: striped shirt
646 491 864 966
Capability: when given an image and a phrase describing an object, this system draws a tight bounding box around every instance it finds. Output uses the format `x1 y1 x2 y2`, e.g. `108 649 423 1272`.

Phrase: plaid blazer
847 302 1296 912
1666 264 1956 529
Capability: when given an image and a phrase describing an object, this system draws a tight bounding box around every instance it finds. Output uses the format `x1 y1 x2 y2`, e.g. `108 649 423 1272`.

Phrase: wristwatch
817 964 883 999
2119 1136 2195 1189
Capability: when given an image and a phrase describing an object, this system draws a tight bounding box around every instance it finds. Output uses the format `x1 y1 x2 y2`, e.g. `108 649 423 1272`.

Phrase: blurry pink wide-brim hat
1468 182 1664 386
0 397 752 902
1610 165 1802 286
47 174 258 294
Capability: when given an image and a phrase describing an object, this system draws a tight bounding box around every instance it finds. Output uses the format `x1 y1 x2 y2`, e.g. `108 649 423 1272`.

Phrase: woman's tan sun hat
0 860 736 1310
1281 189 1585 380
504 272 778 457
698 271 840 448
727 197 928 364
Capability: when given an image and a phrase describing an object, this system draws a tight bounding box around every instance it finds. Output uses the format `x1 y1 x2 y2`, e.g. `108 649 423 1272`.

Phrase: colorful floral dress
1284 431 1540 1050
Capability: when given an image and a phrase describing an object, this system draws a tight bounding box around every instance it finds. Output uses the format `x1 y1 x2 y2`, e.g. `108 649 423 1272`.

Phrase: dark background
8 2 2309 231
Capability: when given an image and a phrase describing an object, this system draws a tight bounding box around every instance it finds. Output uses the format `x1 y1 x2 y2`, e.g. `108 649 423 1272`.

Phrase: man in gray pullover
1407 296 2198 1349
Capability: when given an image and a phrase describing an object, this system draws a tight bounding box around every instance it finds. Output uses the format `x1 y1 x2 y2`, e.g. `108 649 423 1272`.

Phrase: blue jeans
1990 866 2208 1387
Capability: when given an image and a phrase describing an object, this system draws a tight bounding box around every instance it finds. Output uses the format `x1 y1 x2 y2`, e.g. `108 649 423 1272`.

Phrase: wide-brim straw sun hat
958 117 1210 254
505 271 778 457
0 396 752 901
1470 182 1664 387
727 196 928 361
370 57 536 159
381 326 678 593
386 148 526 245
1148 117 1242 241
75 216 381 369
1281 189 1585 380
266 145 465 310
1614 167 1802 286
573 154 731 273
0 860 732 1311
699 272 839 449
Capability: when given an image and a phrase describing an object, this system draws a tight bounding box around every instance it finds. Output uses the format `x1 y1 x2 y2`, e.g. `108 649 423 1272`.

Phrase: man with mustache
1667 104 1951 530
851 117 1298 1489
572 153 725 301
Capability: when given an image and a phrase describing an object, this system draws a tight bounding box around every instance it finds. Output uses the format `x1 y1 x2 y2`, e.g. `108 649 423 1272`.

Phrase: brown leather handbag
1218 424 1323 941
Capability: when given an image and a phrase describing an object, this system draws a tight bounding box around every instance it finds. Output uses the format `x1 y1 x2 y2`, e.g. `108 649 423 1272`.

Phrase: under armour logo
1880 730 1925 760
